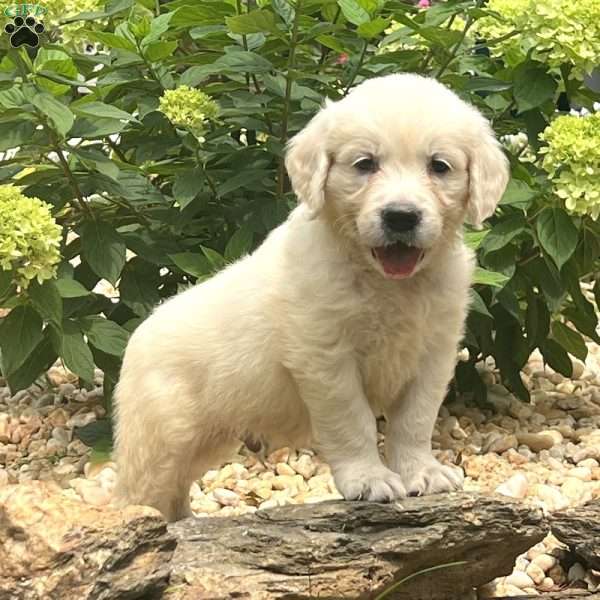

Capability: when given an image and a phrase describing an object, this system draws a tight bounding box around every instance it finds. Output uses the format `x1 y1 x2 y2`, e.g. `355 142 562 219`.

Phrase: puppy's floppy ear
285 105 332 218
467 122 510 228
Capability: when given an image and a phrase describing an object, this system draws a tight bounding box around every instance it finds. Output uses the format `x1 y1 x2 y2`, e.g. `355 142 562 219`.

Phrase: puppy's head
285 74 509 279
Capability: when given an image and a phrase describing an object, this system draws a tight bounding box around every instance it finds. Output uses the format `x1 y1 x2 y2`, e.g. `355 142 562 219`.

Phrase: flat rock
167 492 547 600
551 500 600 570
0 481 175 599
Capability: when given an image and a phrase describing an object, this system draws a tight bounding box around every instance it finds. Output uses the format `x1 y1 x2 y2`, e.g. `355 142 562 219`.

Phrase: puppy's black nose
382 207 421 233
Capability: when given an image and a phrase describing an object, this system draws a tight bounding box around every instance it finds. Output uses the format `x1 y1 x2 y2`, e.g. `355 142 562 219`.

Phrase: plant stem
374 561 468 600
421 13 457 72
236 0 251 92
318 6 342 66
343 39 368 96
53 143 94 220
435 0 484 79
195 149 219 199
276 0 303 199
105 137 129 163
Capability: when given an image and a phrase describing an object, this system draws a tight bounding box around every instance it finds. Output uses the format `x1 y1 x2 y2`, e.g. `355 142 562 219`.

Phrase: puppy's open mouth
372 241 424 279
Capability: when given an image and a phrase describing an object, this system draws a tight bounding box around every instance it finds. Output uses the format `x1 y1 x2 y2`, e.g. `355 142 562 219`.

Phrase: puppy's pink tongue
374 243 423 278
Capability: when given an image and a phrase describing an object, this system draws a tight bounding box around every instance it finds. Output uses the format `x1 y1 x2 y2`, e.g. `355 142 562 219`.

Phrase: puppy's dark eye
430 158 451 174
353 157 378 174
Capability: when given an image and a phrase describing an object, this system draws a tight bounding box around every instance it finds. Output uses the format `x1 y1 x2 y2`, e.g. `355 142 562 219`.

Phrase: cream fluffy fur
113 74 509 521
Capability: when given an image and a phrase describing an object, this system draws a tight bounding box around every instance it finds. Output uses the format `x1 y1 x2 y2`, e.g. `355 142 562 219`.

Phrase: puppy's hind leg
113 378 235 522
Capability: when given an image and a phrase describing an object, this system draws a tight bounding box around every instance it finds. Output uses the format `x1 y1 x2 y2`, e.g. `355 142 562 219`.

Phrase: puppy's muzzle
382 206 421 233
381 205 422 244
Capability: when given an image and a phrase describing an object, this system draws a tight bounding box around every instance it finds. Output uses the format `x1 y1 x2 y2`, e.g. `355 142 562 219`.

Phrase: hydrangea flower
0 185 62 287
539 113 600 219
158 86 219 139
475 0 600 77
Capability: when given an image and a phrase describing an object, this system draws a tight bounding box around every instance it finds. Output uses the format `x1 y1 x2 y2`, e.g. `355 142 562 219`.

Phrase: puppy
113 73 509 521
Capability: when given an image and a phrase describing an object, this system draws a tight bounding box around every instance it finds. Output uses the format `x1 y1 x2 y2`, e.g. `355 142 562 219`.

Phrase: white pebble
505 571 534 588
526 562 546 585
275 462 295 477
532 553 557 573
535 484 569 512
538 576 555 591
66 412 96 429
495 473 528 499
213 487 239 507
569 466 592 481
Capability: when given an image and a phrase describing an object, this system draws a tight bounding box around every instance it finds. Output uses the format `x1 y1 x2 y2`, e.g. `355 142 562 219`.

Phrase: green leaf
525 291 550 348
463 77 512 93
564 306 600 345
215 51 273 73
417 26 463 48
120 258 159 318
0 121 36 152
337 0 370 25
169 252 211 278
34 49 79 96
513 62 557 113
469 289 492 318
551 321 588 362
272 0 295 25
72 101 137 122
540 338 573 378
500 178 538 209
34 93 74 137
73 418 112 450
141 11 177 47
59 319 95 382
55 277 91 298
80 221 126 285
357 17 390 39
473 267 509 288
201 246 226 271
315 34 346 53
0 269 12 300
226 10 280 34
145 40 179 62
80 316 129 357
464 229 489 250
225 225 253 262
535 207 578 271
0 305 44 375
217 170 268 197
27 279 62 325
73 148 120 181
170 2 234 27
70 117 128 138
481 214 527 253
173 169 200 208
83 30 137 52
6 334 56 393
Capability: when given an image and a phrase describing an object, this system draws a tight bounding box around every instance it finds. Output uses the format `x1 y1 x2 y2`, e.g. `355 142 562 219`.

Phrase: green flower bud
475 0 600 77
158 86 219 139
540 113 600 219
0 185 62 288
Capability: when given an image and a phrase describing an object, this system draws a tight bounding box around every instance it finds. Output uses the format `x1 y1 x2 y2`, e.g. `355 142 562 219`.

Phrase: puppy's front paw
333 463 406 502
401 456 464 497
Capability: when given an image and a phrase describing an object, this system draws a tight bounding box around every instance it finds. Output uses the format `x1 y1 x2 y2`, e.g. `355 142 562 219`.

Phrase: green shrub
1 0 599 428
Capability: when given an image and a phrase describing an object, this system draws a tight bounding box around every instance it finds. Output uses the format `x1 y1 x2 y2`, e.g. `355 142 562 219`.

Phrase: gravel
1 330 600 597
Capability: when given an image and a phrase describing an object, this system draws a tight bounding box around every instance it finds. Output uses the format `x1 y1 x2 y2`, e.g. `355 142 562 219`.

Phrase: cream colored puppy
113 73 509 521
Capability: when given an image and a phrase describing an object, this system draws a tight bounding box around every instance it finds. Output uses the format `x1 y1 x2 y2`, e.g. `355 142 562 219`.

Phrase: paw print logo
4 16 44 48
